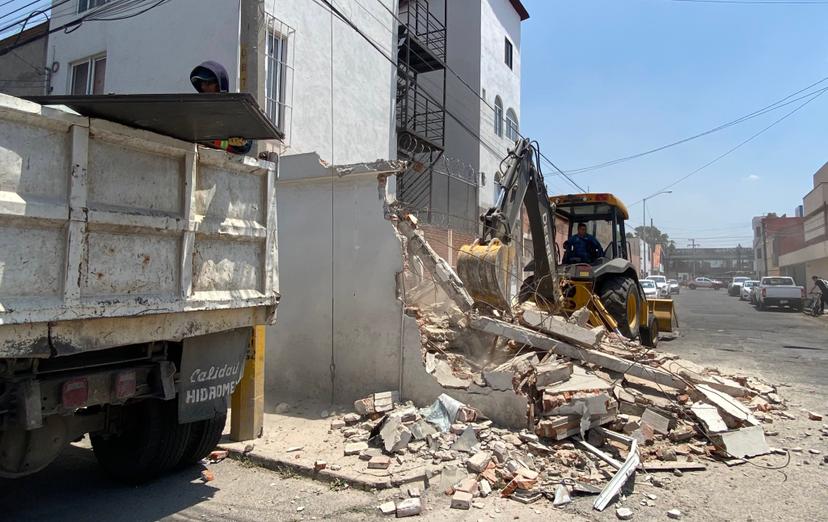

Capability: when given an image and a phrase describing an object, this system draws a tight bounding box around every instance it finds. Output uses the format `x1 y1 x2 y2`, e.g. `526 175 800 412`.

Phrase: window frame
493 96 503 137
78 0 110 14
505 108 518 141
264 29 288 129
504 37 513 69
70 54 106 95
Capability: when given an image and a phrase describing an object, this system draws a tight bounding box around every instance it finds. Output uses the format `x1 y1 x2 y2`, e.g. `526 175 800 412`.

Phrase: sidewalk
218 400 438 491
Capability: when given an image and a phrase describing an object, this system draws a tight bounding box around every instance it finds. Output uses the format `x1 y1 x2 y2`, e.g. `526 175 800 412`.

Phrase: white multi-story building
46 0 397 165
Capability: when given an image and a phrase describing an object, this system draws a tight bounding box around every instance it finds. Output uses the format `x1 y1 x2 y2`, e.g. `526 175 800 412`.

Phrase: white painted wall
478 0 523 207
265 153 405 404
47 0 397 164
48 0 242 95
263 0 397 164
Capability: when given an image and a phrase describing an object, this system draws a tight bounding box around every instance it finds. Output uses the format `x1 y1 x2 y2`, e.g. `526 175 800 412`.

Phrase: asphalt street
665 286 828 401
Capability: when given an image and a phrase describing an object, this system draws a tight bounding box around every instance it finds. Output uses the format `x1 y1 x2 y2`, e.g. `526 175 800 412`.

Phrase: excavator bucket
648 298 678 333
456 239 514 310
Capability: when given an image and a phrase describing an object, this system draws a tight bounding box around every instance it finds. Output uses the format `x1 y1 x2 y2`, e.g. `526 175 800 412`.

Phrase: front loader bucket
456 239 514 310
648 298 678 333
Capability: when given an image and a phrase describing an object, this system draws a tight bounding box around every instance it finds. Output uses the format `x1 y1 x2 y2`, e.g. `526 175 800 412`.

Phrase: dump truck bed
0 94 279 358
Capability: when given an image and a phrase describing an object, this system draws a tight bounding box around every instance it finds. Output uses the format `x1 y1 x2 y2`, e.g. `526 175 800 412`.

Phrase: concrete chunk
451 491 473 510
379 501 396 515
520 307 604 349
395 498 422 517
616 507 634 520
368 455 392 469
641 408 671 435
535 361 574 389
483 370 514 391
344 442 369 456
466 451 492 473
690 402 728 433
354 397 375 415
713 425 770 459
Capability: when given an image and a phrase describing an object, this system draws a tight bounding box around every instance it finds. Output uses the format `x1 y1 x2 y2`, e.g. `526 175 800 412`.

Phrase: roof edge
509 0 530 21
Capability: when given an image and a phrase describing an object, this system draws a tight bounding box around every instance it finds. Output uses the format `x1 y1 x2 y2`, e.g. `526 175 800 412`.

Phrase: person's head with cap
190 61 230 93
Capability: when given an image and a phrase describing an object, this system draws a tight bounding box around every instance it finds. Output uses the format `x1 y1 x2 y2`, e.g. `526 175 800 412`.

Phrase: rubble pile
369 214 797 515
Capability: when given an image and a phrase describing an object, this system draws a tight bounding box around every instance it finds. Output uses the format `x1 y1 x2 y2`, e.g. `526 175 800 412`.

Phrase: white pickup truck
0 95 279 481
755 276 805 311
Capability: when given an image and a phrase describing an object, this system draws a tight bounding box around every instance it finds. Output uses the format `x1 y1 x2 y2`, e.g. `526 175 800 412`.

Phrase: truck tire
91 399 191 484
598 276 640 340
640 315 659 348
179 411 228 466
688 284 696 290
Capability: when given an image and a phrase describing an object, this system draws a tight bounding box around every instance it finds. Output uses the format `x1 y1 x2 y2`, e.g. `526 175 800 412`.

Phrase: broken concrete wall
265 153 406 404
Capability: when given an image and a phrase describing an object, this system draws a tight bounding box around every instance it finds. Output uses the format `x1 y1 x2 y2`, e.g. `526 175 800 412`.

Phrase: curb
217 444 437 492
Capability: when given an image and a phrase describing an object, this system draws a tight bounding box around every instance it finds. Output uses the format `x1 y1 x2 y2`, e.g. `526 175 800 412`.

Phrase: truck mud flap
177 327 251 423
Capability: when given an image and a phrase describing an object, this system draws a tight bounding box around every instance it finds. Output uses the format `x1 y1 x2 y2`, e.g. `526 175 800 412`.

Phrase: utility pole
688 239 698 278
641 190 672 277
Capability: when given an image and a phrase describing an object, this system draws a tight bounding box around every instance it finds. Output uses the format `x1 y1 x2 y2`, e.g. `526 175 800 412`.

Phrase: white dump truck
0 94 278 481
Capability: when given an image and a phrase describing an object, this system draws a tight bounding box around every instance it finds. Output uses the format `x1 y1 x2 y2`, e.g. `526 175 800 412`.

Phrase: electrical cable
628 88 826 207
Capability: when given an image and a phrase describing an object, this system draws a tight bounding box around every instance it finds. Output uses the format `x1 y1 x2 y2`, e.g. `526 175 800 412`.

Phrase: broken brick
451 491 473 510
368 455 392 469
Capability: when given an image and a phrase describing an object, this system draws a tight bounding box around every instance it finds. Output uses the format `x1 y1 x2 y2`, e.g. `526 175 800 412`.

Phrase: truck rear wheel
91 399 190 484
598 276 641 340
179 411 228 466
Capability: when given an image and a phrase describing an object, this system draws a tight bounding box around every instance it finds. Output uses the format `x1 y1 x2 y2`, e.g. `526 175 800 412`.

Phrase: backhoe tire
597 276 641 340
640 315 659 348
91 399 191 484
179 411 228 466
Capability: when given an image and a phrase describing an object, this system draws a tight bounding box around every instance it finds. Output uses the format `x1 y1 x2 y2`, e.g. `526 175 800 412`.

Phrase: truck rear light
761 288 766 298
62 378 89 409
801 288 806 298
114 370 137 400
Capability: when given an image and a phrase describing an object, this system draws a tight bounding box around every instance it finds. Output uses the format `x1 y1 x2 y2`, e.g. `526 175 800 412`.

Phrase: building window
494 96 503 137
70 55 106 95
504 38 513 69
78 0 110 13
505 108 519 140
265 30 288 128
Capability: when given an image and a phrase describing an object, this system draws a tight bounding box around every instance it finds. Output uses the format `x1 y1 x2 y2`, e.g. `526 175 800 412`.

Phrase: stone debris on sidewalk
317 214 800 516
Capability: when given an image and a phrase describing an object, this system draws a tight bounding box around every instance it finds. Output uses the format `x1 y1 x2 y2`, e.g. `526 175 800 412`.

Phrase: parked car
688 276 723 290
668 279 680 295
740 280 759 301
644 275 670 298
755 276 805 311
640 279 659 300
728 276 751 297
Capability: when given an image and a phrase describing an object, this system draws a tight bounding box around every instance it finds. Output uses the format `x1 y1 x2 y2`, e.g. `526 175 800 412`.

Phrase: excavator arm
457 139 561 311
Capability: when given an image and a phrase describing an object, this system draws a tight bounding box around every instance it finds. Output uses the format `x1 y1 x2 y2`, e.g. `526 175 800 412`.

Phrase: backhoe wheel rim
626 292 638 331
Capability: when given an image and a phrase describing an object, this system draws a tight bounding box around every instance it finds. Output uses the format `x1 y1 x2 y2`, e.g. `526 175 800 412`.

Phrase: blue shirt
567 233 602 262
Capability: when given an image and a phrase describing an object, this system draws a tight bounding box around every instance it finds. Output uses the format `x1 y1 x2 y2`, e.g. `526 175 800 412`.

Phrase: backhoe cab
548 193 676 346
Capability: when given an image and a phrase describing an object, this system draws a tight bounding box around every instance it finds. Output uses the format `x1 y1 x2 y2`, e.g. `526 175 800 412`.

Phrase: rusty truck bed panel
0 95 279 357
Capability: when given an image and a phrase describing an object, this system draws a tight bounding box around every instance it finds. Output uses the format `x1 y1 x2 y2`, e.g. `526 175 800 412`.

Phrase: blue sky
520 0 828 248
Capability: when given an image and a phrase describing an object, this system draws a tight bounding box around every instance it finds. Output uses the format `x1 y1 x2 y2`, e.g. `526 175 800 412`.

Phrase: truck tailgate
0 95 278 357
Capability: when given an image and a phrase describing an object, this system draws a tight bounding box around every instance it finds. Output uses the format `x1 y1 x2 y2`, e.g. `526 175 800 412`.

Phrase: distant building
0 22 48 97
752 213 805 278
669 246 755 281
779 162 828 285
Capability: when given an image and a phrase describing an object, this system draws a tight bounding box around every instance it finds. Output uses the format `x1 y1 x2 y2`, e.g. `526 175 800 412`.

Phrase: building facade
669 246 755 281
752 213 805 278
0 22 49 97
779 162 828 285
46 0 398 165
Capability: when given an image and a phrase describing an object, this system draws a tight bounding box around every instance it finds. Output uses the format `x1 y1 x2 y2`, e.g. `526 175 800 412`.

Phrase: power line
564 77 828 175
0 0 171 57
628 88 826 206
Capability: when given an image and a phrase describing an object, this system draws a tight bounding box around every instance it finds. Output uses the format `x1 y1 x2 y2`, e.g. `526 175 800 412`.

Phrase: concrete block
344 413 362 424
368 455 392 469
466 451 491 473
483 370 514 391
378 501 396 515
395 498 422 517
479 478 492 497
451 491 473 510
360 448 383 460
641 408 671 435
713 425 770 459
535 361 574 389
344 442 369 456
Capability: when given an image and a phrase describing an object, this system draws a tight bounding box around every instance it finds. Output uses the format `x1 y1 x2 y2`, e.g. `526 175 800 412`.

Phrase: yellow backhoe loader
456 139 676 347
